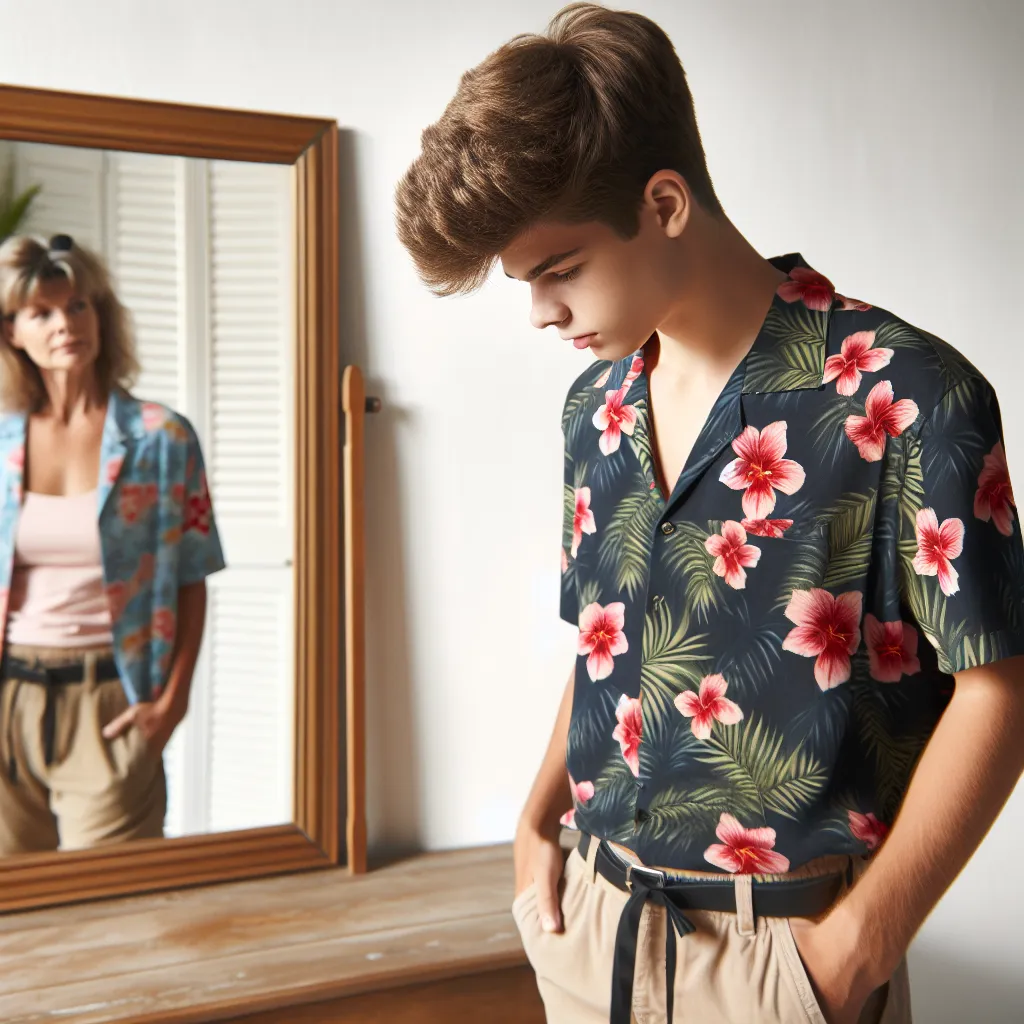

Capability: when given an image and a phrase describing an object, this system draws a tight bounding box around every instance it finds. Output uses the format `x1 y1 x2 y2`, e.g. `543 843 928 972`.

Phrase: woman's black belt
577 831 849 1024
0 653 120 781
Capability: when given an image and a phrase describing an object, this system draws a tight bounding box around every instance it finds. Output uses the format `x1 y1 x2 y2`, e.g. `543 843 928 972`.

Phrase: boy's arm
794 657 1024 1023
513 664 576 932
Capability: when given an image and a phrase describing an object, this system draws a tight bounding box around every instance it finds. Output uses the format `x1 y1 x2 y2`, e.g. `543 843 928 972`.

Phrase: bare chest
24 415 105 496
647 378 723 499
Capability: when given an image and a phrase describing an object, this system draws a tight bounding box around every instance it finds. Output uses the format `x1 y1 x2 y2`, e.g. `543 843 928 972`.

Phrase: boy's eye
553 266 581 282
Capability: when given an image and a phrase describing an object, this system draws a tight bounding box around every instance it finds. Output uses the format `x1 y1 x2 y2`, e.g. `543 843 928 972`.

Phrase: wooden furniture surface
0 843 541 1024
0 83 359 910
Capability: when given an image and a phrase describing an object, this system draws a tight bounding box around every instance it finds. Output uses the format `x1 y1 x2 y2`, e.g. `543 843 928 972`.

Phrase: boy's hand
514 821 567 933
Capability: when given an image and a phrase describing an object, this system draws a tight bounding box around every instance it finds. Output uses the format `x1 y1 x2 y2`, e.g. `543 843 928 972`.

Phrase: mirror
0 84 353 910
0 139 295 848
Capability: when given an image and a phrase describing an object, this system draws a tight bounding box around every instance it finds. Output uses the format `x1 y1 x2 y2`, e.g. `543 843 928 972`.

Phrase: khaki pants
512 835 912 1024
0 644 166 855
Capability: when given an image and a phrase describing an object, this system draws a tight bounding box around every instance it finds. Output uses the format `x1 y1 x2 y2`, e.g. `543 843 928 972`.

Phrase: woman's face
4 276 101 375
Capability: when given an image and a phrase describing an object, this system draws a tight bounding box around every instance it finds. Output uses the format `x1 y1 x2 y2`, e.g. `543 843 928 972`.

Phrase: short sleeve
898 377 1024 673
179 422 227 586
560 438 579 627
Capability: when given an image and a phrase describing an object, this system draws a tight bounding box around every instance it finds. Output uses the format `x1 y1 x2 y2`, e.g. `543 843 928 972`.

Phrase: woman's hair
395 2 723 297
0 233 140 411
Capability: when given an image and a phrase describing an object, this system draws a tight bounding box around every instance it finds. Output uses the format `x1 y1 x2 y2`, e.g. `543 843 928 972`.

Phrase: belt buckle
624 862 666 891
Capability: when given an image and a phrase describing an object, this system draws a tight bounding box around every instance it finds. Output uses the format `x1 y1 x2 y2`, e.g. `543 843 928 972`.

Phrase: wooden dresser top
0 842 524 1023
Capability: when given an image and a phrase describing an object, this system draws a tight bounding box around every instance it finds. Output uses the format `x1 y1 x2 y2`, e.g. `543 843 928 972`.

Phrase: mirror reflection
0 140 295 853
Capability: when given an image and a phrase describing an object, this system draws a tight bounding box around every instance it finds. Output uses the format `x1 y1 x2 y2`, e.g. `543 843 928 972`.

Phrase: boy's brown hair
395 2 722 297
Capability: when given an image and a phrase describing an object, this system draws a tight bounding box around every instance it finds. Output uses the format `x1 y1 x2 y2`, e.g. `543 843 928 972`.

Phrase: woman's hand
102 695 184 758
513 820 567 933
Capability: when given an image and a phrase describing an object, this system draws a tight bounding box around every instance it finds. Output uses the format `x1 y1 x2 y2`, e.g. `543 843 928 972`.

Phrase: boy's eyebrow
505 247 583 282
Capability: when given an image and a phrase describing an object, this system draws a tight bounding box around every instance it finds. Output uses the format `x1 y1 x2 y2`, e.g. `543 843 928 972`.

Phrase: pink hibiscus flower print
674 674 744 740
592 388 638 456
704 521 761 589
822 331 894 396
974 441 1016 537
777 267 835 311
848 810 889 851
864 614 921 682
572 487 596 558
844 381 919 462
835 294 872 312
612 694 642 777
119 483 159 524
6 445 24 472
719 422 806 519
704 813 791 874
104 455 125 484
153 607 176 643
559 775 595 829
912 509 964 597
782 588 863 690
621 355 644 394
741 518 794 539
578 602 628 681
141 403 167 432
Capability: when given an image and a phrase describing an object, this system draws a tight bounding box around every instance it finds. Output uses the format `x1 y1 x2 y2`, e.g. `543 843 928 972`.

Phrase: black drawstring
609 864 696 1024
5 677 24 783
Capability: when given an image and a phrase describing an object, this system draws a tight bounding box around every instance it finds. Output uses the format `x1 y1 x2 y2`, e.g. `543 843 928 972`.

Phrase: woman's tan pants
512 835 912 1024
0 644 166 855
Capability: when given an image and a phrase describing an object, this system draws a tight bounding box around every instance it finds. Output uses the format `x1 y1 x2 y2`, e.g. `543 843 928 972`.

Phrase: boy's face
500 209 679 364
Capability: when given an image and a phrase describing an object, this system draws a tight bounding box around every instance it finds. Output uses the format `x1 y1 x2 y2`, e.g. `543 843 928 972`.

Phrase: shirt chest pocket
699 517 833 610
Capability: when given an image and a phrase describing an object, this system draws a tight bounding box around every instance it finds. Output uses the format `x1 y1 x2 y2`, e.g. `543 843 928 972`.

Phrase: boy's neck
650 213 788 384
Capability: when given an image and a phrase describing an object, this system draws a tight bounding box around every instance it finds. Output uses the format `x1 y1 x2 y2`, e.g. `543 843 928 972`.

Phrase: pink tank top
6 490 114 647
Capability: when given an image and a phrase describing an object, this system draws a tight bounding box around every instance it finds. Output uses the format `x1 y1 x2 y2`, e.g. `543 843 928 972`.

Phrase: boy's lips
571 334 596 350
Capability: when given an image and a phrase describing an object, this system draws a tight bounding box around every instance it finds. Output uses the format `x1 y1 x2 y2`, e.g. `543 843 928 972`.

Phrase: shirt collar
740 252 834 395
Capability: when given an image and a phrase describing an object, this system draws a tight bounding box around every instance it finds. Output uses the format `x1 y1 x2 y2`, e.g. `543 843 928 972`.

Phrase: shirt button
660 522 675 536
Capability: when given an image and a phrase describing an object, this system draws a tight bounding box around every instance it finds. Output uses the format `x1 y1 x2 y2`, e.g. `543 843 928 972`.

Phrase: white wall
1 1 1020 1017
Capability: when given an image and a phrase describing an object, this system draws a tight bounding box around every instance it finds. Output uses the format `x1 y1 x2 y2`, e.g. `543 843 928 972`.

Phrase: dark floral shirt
558 252 1024 873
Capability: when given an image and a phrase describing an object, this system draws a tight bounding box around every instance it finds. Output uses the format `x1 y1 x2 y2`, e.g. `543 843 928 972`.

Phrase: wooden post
342 365 368 873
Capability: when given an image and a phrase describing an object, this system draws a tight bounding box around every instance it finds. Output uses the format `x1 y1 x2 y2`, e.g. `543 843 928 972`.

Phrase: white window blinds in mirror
14 143 295 837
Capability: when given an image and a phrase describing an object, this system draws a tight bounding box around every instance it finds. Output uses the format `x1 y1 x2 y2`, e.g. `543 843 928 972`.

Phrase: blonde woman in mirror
0 234 226 854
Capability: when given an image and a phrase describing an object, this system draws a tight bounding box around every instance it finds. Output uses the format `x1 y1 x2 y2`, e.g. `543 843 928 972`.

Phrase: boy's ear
644 170 690 239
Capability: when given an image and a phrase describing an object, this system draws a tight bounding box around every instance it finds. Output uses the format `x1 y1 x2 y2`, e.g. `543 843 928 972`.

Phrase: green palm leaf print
640 601 712 715
713 613 785 697
567 688 621 763
563 481 576 555
663 521 721 622
562 387 601 448
628 399 656 482
897 538 961 671
586 758 642 836
694 714 828 824
644 782 735 847
773 534 829 611
873 320 945 375
817 491 877 589
598 483 662 599
745 305 827 392
810 395 861 466
851 682 928 821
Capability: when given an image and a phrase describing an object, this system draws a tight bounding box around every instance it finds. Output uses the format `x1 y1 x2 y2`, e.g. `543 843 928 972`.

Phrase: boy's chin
590 339 641 362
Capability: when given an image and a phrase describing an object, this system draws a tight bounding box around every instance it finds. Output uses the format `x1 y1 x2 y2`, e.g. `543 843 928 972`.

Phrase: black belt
0 653 120 781
578 831 849 1024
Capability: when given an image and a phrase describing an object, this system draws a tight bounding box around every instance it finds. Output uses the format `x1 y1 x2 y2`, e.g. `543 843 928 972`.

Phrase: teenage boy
395 5 1024 1023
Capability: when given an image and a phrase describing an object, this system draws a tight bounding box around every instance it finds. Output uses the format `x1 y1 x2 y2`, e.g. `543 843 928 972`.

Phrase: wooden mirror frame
0 84 361 912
